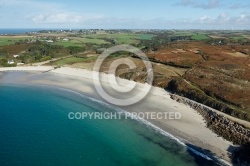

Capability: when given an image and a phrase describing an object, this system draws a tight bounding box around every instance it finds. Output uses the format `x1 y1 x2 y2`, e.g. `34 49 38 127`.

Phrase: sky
0 0 250 29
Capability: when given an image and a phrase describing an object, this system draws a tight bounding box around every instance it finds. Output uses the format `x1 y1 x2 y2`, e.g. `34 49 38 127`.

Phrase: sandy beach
0 66 242 165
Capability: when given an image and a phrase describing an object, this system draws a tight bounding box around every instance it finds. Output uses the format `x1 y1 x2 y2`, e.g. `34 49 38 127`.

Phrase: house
13 54 19 58
8 59 15 64
46 40 54 43
63 38 69 41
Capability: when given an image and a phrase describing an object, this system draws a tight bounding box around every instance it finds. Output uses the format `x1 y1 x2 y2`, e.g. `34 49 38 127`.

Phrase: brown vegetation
146 41 250 121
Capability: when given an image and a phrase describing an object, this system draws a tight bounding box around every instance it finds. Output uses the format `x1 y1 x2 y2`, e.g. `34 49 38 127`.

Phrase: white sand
0 66 240 165
0 66 54 72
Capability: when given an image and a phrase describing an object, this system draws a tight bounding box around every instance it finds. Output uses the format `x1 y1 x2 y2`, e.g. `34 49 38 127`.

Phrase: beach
0 66 240 165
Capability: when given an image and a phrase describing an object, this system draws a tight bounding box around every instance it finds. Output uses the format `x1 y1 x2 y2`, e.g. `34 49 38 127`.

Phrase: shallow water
0 84 219 166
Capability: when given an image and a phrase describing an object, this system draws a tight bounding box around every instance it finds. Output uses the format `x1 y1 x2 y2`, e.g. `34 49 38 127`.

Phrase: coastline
0 66 241 165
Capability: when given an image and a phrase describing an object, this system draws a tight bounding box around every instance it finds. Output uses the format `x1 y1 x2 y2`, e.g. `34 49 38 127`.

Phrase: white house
46 40 54 43
13 54 19 58
8 59 15 64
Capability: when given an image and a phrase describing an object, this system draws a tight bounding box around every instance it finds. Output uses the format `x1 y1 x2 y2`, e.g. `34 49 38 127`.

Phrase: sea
0 84 224 166
0 29 44 34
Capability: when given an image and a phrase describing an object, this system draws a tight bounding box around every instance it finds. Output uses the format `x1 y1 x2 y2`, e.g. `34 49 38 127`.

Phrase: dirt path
31 55 72 66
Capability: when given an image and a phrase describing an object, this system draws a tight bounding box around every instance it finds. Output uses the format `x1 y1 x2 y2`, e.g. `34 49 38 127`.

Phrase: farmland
83 33 154 45
47 56 97 66
0 36 33 46
191 34 209 40
56 37 110 47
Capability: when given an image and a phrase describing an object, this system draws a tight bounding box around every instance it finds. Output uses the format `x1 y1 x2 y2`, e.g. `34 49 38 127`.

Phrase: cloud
26 12 104 24
20 10 250 29
197 12 250 26
0 0 63 10
236 13 250 24
176 0 250 10
176 0 221 9
227 3 250 9
199 15 212 22
112 13 250 29
0 0 104 27
177 0 194 6
28 13 83 24
27 13 82 23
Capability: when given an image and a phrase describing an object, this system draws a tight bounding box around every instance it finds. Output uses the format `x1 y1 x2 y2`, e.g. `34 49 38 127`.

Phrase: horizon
0 28 250 31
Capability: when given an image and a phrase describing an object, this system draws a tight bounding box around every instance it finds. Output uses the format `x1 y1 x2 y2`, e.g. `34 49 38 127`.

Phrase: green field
191 34 209 40
0 33 154 47
55 41 85 47
138 34 155 40
83 33 154 45
55 37 110 47
49 56 97 66
174 32 197 36
229 36 247 41
0 37 31 46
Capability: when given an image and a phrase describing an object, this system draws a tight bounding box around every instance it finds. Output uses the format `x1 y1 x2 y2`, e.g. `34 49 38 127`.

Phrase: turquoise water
0 85 219 166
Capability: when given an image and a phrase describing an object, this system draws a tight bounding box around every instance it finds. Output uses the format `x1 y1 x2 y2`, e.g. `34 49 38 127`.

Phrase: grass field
55 37 110 47
83 33 154 45
174 32 197 36
229 36 247 41
1 33 154 47
55 41 85 47
191 34 209 40
138 34 155 40
242 35 250 39
0 37 31 46
49 56 97 66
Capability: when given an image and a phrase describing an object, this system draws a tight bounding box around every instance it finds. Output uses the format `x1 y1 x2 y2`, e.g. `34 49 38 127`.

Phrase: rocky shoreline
170 94 250 145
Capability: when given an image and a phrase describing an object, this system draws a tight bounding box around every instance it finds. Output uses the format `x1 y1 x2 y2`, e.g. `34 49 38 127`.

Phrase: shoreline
0 81 229 165
0 66 242 165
